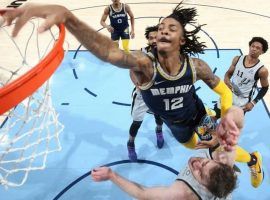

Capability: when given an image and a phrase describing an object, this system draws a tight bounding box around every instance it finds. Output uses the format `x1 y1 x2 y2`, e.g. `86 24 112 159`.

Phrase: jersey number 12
163 97 183 111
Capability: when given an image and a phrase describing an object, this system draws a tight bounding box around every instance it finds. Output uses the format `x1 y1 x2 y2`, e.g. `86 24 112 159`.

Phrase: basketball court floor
1 1 270 199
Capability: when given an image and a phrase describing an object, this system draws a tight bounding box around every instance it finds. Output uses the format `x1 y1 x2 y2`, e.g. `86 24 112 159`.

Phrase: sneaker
155 128 164 149
127 141 137 161
248 151 264 188
199 115 217 131
205 106 216 117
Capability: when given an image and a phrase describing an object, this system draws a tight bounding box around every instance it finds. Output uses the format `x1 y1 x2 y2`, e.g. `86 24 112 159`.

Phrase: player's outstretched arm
91 166 184 200
214 106 244 166
0 3 143 71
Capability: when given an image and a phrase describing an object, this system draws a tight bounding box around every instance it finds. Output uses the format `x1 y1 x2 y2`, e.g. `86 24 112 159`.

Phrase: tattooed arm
193 58 232 116
193 58 220 88
66 12 136 68
1 3 153 84
67 17 153 84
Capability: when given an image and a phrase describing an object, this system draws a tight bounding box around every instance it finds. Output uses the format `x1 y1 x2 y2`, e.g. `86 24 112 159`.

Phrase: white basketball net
0 20 64 188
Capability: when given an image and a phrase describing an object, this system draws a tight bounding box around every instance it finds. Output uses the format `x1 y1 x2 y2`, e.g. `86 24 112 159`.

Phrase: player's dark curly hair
145 25 159 39
165 2 206 55
206 163 237 198
249 37 268 53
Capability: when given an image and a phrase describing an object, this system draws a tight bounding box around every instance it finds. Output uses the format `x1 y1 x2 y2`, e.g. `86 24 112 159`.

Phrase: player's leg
111 31 120 48
154 114 164 148
182 132 199 149
182 97 208 149
235 146 264 188
229 95 263 187
164 120 199 149
120 27 130 53
128 120 142 161
127 89 148 161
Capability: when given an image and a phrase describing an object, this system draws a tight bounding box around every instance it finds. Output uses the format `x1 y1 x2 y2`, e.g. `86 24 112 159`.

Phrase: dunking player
1 1 242 164
0 1 262 190
128 25 164 161
100 0 135 53
92 106 244 200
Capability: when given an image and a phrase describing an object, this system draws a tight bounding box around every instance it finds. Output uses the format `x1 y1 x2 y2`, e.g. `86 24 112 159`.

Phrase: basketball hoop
0 20 65 187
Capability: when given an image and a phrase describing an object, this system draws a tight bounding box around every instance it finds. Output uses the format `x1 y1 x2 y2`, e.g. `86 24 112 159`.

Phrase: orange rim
0 24 66 115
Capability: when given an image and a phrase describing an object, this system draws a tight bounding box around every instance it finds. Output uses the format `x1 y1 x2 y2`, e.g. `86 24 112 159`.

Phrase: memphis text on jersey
150 84 192 96
111 13 126 19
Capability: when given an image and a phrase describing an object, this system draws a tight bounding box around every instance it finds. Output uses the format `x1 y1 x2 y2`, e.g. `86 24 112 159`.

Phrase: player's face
111 0 120 5
148 31 157 47
157 18 185 54
188 157 219 185
249 41 264 58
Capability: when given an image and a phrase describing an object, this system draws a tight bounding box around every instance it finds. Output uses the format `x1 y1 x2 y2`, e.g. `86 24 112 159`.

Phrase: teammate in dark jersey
100 0 135 53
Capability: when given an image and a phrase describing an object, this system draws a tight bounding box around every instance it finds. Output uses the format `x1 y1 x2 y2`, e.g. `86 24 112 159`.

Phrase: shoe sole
253 151 264 187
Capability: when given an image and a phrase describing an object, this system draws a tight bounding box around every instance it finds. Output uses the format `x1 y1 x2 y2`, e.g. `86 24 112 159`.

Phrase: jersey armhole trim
176 179 203 200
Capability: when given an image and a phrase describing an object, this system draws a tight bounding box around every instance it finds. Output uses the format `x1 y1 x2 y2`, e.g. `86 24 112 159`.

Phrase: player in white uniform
212 37 268 188
92 106 244 200
127 25 164 161
215 37 269 116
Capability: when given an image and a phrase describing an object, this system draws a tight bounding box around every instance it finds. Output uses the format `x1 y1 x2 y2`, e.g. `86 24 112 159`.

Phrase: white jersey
176 149 232 200
130 46 154 121
131 88 150 121
231 56 263 100
141 46 151 54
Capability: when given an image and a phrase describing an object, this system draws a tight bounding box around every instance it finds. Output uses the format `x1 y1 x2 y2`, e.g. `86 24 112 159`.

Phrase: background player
214 37 269 117
100 0 135 53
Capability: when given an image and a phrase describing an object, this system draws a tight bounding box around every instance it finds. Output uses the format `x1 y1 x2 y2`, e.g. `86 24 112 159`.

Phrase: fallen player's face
188 157 218 183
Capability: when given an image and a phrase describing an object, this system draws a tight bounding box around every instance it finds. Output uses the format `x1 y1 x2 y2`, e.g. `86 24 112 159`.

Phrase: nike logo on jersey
154 80 166 85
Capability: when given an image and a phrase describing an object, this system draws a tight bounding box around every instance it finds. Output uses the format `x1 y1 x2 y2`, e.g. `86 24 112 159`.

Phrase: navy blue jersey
140 53 201 124
109 3 129 31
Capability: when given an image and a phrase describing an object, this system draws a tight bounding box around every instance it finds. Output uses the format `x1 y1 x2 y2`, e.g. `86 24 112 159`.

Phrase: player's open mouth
159 37 171 43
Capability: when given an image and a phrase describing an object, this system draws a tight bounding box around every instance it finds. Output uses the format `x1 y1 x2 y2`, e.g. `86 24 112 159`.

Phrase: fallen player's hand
91 167 112 182
217 115 240 151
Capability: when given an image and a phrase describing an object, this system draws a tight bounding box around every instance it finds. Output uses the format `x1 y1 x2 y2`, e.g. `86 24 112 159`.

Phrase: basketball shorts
111 27 130 41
